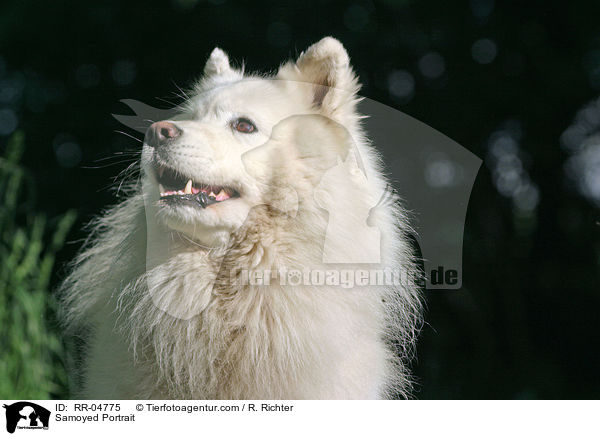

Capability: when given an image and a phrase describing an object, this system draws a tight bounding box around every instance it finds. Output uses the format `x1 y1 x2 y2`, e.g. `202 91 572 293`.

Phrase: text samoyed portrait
60 37 423 399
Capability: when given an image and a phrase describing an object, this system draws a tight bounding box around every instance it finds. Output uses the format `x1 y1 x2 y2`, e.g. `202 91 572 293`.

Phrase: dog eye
232 118 256 134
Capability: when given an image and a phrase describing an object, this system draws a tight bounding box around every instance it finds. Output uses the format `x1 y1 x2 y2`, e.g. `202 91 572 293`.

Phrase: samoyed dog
61 37 422 399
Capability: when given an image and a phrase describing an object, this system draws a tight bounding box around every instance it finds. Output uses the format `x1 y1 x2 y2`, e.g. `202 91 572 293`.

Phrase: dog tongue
215 189 230 201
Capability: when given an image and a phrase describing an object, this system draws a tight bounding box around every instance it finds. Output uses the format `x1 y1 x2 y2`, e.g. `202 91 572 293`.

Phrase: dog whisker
114 130 144 143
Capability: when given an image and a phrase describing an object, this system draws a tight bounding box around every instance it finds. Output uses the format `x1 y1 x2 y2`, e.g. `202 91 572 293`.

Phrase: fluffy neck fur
61 168 421 399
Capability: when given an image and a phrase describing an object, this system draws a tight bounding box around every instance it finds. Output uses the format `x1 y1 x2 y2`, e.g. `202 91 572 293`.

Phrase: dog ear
195 47 242 94
204 47 233 77
277 37 360 113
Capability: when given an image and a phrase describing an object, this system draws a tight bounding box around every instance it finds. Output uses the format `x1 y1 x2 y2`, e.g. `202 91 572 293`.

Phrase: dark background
1 0 599 399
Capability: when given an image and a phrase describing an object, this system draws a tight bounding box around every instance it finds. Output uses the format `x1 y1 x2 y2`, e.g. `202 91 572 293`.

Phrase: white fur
60 37 422 399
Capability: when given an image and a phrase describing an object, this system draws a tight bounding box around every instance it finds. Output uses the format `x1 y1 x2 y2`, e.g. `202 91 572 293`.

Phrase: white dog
61 37 422 399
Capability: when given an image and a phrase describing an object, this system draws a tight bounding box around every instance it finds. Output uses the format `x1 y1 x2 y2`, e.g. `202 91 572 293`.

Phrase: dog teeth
158 167 165 178
157 182 235 202
184 179 193 194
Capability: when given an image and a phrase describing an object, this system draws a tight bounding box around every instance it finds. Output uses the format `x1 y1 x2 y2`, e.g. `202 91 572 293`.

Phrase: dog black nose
146 121 182 147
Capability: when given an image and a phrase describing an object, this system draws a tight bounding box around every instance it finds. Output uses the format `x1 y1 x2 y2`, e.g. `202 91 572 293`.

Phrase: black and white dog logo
3 402 50 433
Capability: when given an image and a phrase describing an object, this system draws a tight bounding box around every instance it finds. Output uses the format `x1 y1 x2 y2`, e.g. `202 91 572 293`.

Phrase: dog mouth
154 164 240 208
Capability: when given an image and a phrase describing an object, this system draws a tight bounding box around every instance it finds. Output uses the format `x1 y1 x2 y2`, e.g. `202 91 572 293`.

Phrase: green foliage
0 131 76 399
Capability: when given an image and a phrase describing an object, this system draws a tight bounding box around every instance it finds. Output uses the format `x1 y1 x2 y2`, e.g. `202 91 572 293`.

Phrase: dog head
141 37 361 246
